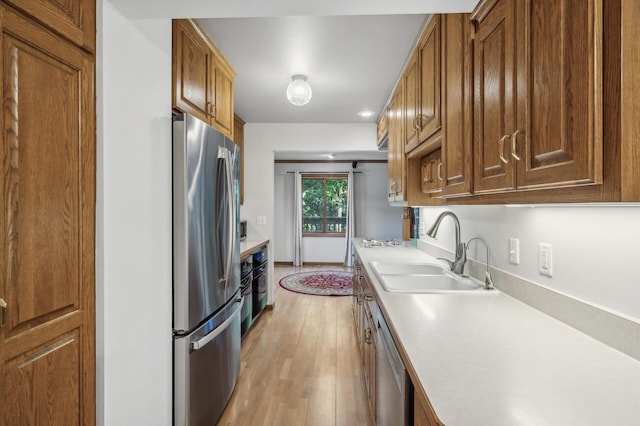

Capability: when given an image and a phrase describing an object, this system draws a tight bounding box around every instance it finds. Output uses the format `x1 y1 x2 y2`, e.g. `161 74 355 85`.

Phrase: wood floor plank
217 264 374 426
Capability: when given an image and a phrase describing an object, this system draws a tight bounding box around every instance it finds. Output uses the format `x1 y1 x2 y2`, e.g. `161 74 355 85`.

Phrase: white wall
98 2 173 425
419 205 640 321
274 162 401 263
242 123 381 300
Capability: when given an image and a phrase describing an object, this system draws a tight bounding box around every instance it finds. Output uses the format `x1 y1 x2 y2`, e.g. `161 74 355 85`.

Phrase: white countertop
240 239 269 258
354 239 640 425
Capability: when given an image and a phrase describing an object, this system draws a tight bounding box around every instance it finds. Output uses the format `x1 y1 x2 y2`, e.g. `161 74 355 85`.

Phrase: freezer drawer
174 293 242 426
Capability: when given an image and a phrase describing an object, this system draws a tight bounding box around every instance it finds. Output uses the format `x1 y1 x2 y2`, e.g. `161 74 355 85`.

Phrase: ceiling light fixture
358 110 375 118
286 74 312 106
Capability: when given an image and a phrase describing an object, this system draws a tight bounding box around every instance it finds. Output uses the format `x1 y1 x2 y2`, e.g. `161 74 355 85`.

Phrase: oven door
174 294 242 426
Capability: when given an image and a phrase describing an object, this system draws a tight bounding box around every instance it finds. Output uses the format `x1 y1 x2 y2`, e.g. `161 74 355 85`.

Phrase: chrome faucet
425 211 466 274
465 237 495 290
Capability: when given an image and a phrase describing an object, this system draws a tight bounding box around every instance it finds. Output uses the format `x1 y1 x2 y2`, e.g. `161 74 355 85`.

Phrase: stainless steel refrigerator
172 113 242 426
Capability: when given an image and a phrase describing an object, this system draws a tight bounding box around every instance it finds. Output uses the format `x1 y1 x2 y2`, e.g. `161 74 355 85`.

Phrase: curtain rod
286 171 362 174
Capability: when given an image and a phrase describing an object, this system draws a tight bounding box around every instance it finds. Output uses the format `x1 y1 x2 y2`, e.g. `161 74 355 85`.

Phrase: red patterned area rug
279 271 353 296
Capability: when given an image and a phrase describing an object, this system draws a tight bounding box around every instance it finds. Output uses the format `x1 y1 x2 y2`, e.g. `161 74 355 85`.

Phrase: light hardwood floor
217 264 374 426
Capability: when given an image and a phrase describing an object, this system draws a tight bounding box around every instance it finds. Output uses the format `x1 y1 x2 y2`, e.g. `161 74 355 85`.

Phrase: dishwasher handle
191 298 243 351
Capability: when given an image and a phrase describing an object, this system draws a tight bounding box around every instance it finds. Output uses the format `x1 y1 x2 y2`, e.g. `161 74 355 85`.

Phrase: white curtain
293 171 303 266
344 171 355 266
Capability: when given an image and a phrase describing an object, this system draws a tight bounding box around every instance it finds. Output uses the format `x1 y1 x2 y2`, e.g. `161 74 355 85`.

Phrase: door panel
417 16 441 144
173 20 212 124
517 0 602 189
5 331 81 425
3 0 95 50
4 36 80 336
473 0 516 193
212 57 234 138
0 7 95 425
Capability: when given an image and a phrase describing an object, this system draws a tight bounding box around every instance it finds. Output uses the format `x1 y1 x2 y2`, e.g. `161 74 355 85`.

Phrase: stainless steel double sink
370 261 487 293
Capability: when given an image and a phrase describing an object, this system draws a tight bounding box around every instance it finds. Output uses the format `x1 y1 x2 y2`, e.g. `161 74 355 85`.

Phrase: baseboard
417 240 640 361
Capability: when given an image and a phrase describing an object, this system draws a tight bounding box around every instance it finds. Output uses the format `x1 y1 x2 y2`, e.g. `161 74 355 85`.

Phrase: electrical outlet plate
538 243 553 277
509 237 520 264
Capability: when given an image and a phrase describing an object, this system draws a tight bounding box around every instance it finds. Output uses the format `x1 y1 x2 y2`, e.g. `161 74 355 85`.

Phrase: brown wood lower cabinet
0 3 96 425
353 254 377 419
414 390 442 426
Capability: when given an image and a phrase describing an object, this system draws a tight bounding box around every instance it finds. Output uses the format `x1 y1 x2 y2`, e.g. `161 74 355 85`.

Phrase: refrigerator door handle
219 146 235 289
191 298 243 351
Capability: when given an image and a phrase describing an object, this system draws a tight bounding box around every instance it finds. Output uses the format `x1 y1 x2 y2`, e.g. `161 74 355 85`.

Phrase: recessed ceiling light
357 110 375 118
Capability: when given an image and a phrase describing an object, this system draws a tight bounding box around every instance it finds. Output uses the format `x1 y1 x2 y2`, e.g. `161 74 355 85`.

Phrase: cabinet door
472 0 517 194
441 14 473 197
515 0 603 189
0 7 95 425
393 82 406 202
172 20 213 124
421 150 443 195
4 0 95 51
388 85 405 202
212 56 234 138
404 52 420 152
233 115 245 205
417 15 442 144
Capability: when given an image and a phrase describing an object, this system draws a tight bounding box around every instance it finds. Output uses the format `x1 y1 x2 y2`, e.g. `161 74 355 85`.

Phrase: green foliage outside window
302 176 348 234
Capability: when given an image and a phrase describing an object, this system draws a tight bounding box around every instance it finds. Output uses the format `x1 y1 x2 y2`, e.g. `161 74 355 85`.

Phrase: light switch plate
257 216 267 225
538 243 553 277
509 237 520 264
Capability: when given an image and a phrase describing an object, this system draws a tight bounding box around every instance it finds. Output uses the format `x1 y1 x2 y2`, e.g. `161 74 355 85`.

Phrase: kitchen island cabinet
353 239 640 425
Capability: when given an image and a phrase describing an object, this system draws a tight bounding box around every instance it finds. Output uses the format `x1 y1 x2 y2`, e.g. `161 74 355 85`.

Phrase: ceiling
109 0 478 159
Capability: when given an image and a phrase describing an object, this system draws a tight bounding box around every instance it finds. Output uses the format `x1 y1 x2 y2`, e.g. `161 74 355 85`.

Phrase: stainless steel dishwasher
376 310 410 425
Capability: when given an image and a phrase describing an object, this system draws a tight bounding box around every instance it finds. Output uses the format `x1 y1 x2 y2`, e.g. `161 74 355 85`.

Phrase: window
302 174 348 236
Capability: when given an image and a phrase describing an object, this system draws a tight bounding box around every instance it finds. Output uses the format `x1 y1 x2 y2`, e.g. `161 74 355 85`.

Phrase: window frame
301 173 348 237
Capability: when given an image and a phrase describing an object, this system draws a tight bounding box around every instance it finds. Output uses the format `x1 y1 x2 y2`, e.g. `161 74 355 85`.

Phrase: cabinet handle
0 297 6 328
499 135 511 164
437 162 444 182
365 295 374 301
364 328 372 344
511 129 522 161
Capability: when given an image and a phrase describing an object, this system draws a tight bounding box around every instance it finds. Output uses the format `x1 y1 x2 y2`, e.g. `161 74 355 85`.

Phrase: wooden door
472 0 517 194
441 14 473 198
403 52 419 152
0 7 95 425
417 15 442 144
172 19 213 124
4 0 95 51
212 56 234 138
386 105 396 202
515 0 603 190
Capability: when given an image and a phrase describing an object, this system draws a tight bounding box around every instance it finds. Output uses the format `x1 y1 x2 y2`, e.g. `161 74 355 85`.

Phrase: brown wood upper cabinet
388 83 406 204
173 19 236 139
405 16 441 154
472 0 603 195
233 114 245 205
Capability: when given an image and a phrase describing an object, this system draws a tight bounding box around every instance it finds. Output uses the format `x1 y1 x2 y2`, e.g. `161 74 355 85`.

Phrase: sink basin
369 261 446 276
376 274 484 293
369 261 486 293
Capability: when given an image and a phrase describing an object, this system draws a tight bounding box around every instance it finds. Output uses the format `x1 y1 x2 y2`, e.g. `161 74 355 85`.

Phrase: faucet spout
425 211 466 274
465 237 495 290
